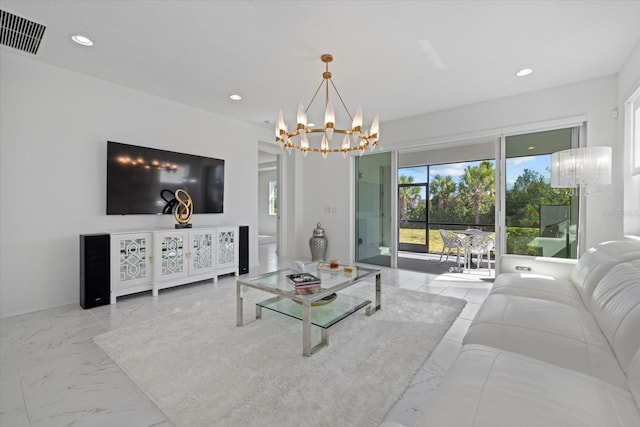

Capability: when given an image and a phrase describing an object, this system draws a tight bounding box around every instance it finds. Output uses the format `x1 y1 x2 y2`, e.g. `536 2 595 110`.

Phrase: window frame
268 180 278 216
626 86 640 176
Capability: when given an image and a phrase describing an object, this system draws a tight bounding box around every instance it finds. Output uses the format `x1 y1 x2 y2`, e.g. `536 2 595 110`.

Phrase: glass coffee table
236 262 381 356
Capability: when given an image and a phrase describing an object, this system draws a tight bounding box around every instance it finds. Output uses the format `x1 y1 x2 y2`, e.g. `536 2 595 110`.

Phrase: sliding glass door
356 126 581 272
503 127 579 259
398 176 427 252
355 152 392 266
398 161 496 255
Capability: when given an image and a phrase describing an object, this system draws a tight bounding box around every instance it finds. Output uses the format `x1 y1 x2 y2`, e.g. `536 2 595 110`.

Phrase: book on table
287 273 321 285
286 273 322 293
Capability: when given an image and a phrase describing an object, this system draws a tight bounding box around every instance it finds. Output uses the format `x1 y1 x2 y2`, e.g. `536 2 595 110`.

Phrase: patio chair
438 229 463 266
461 234 495 273
463 228 483 234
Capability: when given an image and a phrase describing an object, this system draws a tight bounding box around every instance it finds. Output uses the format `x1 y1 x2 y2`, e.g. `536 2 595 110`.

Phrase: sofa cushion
463 293 628 387
589 260 640 375
416 344 640 427
492 240 640 307
571 240 640 309
490 273 582 306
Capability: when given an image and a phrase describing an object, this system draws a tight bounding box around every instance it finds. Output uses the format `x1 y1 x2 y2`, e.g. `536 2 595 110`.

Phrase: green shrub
506 227 540 256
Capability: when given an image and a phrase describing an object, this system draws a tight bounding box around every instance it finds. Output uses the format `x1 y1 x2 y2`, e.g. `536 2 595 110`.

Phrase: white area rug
94 285 465 427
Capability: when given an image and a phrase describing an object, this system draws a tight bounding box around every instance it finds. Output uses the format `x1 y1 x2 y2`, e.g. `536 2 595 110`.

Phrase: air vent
1 9 46 55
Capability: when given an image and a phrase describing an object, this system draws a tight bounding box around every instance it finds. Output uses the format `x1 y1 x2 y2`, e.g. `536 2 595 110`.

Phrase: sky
399 155 551 190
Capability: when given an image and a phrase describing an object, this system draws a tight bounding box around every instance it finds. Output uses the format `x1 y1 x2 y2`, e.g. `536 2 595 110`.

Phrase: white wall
300 76 624 260
618 41 640 236
0 51 272 317
299 154 352 262
258 169 277 235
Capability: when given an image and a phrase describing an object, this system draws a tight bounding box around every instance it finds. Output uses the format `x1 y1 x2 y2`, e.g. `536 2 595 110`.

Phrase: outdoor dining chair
438 229 464 268
461 233 495 273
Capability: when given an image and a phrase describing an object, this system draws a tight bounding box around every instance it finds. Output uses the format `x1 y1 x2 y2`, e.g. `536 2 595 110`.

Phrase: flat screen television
106 141 224 215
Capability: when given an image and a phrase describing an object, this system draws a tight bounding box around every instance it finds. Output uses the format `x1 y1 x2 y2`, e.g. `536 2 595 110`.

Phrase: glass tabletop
237 262 379 300
256 294 372 329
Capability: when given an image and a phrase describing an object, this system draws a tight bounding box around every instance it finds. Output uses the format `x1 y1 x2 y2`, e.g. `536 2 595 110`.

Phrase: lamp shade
551 146 612 190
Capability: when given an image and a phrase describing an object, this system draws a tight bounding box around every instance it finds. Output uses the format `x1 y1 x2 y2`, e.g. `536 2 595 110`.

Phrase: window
398 159 496 254
268 180 278 215
505 128 578 259
626 86 640 175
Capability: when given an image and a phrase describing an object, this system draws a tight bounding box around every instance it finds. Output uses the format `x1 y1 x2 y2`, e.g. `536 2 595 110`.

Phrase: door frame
258 141 285 257
496 116 587 270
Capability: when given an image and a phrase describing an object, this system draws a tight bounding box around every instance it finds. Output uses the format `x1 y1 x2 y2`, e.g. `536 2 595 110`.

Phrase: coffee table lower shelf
256 294 371 355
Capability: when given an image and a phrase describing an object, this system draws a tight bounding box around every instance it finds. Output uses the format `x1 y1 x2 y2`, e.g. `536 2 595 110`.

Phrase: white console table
110 226 239 303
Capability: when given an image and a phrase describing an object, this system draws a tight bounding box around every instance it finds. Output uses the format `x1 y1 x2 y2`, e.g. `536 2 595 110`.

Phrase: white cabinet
110 232 153 304
187 228 217 277
153 230 188 293
152 228 216 295
109 226 239 303
214 225 239 281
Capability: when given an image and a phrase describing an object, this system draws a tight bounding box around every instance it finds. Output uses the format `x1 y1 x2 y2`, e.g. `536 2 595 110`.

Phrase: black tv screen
106 141 224 215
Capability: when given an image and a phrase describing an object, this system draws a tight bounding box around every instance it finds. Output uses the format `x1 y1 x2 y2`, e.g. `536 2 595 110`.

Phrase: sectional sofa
414 237 640 426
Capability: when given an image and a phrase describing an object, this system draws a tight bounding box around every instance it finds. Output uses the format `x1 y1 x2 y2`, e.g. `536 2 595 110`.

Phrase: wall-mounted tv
106 141 224 215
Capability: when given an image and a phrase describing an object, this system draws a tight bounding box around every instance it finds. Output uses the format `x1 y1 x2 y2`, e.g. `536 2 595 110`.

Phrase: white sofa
415 238 640 426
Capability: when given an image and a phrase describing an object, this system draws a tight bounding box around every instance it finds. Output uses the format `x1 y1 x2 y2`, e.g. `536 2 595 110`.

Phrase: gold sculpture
173 189 193 227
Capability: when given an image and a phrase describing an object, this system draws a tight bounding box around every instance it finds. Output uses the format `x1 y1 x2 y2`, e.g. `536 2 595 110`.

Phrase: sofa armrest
498 254 576 280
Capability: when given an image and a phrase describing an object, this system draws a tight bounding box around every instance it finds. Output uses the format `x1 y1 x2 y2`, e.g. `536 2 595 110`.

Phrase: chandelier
275 54 379 159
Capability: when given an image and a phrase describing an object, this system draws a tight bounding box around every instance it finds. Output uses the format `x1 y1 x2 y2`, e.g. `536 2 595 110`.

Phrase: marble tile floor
1 243 492 427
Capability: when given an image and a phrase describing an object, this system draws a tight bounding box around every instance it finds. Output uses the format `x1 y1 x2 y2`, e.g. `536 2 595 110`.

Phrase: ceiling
3 0 640 135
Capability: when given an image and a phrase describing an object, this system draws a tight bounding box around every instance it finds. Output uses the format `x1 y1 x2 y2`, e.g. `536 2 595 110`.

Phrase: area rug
94 285 465 427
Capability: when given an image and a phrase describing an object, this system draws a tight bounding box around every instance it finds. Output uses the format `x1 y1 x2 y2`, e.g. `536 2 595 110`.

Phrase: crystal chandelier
276 54 380 159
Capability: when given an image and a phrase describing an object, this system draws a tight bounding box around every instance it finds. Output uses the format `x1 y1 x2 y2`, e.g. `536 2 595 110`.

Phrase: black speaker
80 234 111 309
239 225 249 275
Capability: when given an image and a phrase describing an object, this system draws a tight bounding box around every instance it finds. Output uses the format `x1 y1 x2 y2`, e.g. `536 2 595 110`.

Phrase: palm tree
430 175 457 210
459 161 495 224
398 175 420 221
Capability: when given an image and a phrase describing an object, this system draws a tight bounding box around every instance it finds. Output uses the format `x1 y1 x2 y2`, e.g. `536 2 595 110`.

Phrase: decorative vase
309 222 328 261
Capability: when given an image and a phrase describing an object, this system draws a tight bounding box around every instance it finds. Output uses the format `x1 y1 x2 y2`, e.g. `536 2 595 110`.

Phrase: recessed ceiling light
71 35 93 46
229 94 242 101
528 146 535 150
515 68 533 77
